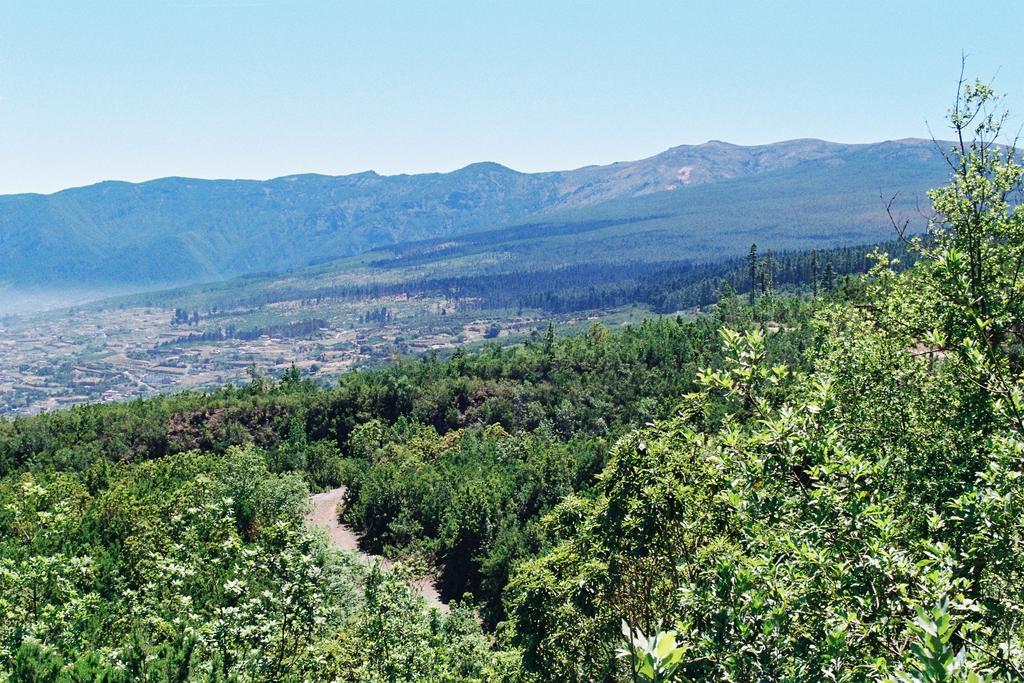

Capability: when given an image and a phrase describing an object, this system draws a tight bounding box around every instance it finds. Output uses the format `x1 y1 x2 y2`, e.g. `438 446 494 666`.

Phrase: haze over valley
0 137 944 414
9 3 1024 679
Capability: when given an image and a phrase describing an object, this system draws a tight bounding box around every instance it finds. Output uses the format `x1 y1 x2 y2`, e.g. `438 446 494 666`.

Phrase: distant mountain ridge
0 138 945 294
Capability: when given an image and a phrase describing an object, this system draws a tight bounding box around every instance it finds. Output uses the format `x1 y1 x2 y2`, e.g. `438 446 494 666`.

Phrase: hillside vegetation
3 82 1024 680
0 139 943 294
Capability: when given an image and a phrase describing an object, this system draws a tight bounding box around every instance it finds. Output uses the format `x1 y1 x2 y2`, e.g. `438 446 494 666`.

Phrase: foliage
0 446 516 680
2 78 1022 682
504 78 1024 680
618 622 690 683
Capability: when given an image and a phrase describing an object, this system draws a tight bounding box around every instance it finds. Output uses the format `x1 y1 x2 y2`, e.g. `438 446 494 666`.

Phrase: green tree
747 243 758 305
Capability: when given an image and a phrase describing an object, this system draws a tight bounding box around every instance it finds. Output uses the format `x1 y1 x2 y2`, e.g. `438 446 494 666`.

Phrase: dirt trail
308 486 447 611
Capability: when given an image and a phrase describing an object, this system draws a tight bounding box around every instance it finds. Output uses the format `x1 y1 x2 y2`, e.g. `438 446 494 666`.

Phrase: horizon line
3 136 940 198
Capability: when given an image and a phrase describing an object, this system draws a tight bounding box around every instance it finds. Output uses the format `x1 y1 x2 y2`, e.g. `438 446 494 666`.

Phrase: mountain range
0 138 948 309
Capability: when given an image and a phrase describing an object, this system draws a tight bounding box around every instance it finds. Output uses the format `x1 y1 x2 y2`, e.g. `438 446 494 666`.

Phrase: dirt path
308 486 447 611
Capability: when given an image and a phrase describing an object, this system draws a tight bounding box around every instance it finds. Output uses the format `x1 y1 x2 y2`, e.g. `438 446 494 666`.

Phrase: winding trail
308 486 447 611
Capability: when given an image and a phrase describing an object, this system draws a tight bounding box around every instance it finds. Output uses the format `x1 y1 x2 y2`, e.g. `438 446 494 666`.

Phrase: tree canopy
3 78 1024 681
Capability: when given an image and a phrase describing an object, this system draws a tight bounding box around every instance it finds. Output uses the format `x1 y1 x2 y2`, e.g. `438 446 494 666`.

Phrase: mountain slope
0 138 945 293
109 139 947 313
363 139 946 277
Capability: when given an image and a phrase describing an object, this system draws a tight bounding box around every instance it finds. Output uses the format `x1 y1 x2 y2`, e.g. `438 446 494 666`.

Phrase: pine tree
544 321 556 355
811 249 820 298
747 243 758 305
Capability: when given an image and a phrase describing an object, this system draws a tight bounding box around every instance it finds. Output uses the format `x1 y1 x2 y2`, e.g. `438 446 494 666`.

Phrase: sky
1 1 1022 195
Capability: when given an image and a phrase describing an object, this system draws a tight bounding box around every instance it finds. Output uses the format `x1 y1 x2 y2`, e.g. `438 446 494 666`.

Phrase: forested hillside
0 138 942 296
3 81 1024 681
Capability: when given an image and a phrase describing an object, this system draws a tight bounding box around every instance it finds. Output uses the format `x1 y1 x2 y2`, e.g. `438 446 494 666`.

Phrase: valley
7 4 1024 677
0 138 940 415
0 288 644 415
0 230 910 416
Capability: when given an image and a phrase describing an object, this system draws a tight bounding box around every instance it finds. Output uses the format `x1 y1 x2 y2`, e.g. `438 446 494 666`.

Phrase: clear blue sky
1 1 1021 194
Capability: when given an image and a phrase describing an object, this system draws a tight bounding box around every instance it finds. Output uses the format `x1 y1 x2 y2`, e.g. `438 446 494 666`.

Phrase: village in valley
0 292 627 416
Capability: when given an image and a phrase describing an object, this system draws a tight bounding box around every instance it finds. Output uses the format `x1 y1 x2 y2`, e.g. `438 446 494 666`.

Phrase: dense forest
366 238 916 316
3 81 1024 680
129 238 915 322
